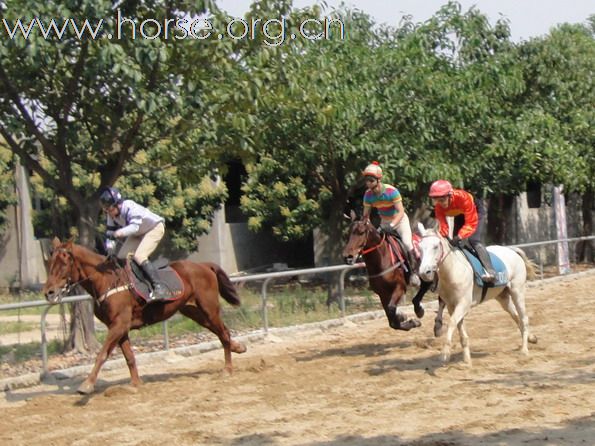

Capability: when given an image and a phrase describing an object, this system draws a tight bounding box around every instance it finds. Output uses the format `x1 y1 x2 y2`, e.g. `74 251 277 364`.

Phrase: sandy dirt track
1 272 595 446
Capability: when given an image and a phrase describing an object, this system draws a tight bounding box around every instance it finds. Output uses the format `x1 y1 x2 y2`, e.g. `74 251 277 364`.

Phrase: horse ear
64 238 75 250
417 222 427 236
51 237 61 249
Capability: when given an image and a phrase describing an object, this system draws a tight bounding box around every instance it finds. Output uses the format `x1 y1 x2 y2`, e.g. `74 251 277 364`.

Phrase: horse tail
209 263 241 307
512 248 537 281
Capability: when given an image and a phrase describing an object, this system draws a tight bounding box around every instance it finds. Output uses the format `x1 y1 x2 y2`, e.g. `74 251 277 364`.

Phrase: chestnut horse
43 238 247 394
342 216 421 331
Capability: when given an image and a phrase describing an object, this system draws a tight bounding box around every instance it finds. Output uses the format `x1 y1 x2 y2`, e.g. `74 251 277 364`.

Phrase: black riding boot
140 260 170 300
473 243 496 283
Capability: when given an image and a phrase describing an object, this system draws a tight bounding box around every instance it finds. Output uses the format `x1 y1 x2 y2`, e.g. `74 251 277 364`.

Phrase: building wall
506 190 584 265
0 165 47 290
186 208 313 274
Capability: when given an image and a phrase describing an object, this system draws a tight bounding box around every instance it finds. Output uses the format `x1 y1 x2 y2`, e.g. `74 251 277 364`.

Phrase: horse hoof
77 381 95 395
232 342 247 354
414 304 425 319
397 318 422 331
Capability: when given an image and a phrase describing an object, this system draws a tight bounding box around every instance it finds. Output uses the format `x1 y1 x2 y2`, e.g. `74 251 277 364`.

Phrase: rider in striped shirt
362 162 420 286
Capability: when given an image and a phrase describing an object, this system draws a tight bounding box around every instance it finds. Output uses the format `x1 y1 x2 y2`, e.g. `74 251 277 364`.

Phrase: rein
54 248 128 303
361 232 385 255
359 230 404 279
421 233 455 270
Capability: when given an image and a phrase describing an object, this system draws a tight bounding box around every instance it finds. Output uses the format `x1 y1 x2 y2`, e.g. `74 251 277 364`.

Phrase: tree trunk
486 193 515 245
577 186 594 263
66 202 101 353
323 198 348 307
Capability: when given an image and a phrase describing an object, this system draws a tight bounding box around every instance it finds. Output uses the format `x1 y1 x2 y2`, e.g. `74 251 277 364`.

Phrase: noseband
50 247 87 299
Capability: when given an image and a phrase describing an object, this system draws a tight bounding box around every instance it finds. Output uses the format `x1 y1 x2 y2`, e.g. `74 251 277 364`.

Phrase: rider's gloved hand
450 235 461 247
379 222 395 235
105 238 117 255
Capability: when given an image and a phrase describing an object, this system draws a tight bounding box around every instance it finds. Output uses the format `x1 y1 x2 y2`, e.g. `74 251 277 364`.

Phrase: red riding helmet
362 161 382 179
429 180 453 197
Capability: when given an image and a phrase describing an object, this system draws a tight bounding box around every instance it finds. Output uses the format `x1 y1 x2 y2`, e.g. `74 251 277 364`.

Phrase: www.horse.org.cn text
2 10 346 46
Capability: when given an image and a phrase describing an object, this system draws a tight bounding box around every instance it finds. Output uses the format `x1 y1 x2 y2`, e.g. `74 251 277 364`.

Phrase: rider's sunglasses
364 177 377 184
432 196 449 204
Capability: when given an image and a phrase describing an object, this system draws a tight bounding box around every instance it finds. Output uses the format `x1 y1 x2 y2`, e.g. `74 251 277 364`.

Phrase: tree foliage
0 0 228 249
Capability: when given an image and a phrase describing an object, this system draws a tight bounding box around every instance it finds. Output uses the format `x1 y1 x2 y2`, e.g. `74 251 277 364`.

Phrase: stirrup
150 284 170 300
481 272 496 283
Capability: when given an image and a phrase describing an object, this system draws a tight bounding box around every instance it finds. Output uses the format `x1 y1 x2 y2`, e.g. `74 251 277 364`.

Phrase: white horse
417 223 537 365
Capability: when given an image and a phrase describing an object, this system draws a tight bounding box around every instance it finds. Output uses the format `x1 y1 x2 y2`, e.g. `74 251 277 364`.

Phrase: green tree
0 143 17 234
0 0 230 351
515 21 594 256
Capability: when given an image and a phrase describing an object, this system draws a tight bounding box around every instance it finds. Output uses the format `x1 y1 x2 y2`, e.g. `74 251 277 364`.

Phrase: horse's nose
45 289 57 303
419 268 433 282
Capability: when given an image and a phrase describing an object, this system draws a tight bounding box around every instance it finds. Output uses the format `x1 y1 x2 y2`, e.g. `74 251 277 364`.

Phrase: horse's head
417 222 444 282
43 237 81 303
342 215 382 265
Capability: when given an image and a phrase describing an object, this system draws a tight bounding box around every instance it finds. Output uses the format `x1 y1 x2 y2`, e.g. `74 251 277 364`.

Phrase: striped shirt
363 184 402 220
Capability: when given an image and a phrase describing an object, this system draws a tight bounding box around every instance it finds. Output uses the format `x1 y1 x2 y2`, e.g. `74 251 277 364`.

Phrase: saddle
125 257 185 304
461 248 508 288
384 233 412 280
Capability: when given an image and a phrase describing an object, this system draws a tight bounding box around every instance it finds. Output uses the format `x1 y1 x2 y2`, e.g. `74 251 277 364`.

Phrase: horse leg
434 297 445 337
78 324 127 394
457 319 472 365
497 288 535 355
180 304 246 374
119 334 142 387
442 301 469 364
411 280 432 318
386 286 421 331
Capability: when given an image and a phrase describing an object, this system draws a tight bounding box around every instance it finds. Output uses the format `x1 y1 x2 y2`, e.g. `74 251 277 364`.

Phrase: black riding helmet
99 187 123 208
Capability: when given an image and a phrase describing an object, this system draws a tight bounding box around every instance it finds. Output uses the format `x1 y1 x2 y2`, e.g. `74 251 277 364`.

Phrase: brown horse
342 216 421 331
42 237 247 394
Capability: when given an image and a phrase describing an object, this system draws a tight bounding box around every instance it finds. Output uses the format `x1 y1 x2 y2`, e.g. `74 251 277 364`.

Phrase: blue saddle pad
462 249 508 287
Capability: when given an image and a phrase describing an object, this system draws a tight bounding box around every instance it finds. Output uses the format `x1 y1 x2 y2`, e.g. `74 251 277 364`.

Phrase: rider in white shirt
100 187 169 300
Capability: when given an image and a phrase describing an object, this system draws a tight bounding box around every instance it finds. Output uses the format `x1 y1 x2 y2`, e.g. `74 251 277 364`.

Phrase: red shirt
434 189 478 239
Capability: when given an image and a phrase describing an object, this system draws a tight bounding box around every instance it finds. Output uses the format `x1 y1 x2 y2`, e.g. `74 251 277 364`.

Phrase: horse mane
69 242 126 280
71 242 107 264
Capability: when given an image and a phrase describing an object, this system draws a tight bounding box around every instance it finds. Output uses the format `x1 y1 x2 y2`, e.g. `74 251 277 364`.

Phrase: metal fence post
40 305 52 376
162 320 169 350
339 268 349 318
261 277 273 333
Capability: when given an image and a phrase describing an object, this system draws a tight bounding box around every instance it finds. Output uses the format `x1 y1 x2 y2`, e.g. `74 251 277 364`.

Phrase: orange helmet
429 180 453 197
362 161 382 179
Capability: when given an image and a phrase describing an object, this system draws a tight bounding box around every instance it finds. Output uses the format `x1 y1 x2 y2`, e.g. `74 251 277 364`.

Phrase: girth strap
98 284 131 303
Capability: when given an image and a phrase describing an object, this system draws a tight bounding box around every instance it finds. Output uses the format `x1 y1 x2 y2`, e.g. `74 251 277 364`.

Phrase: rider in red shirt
429 180 496 283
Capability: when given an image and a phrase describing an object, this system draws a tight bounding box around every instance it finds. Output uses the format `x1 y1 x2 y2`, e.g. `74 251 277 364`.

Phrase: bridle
355 221 385 256
419 232 453 273
350 221 406 279
48 247 89 301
